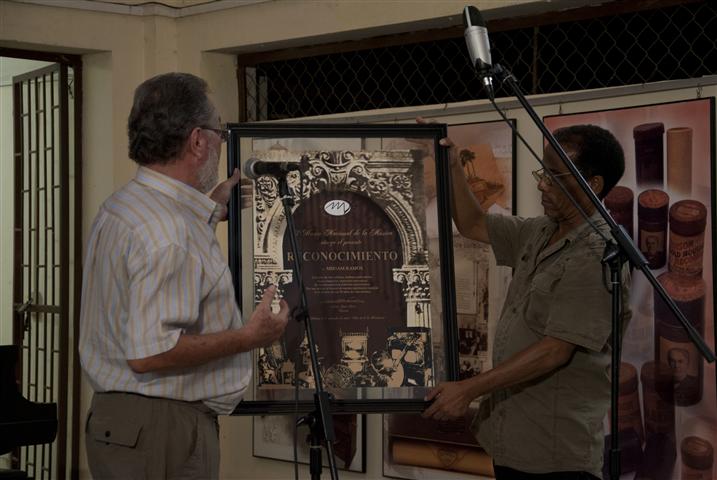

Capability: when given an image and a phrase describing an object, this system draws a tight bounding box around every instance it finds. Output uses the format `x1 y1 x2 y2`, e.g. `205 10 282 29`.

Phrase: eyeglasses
201 126 228 142
531 168 572 186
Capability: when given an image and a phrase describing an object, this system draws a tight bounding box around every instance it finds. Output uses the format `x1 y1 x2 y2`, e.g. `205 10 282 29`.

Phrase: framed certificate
227 123 458 413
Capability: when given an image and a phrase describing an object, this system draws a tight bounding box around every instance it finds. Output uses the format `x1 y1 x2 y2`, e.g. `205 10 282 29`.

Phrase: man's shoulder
101 181 189 245
488 213 547 229
574 220 611 258
486 214 549 255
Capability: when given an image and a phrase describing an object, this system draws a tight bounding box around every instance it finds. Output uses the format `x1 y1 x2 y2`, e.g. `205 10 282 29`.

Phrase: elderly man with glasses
423 124 631 480
79 72 290 479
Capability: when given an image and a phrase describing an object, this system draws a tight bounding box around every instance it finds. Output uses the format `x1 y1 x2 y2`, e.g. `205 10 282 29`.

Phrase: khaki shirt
473 213 631 477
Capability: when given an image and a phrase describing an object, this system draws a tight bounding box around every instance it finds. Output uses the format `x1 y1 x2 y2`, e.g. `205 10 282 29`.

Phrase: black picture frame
227 123 457 415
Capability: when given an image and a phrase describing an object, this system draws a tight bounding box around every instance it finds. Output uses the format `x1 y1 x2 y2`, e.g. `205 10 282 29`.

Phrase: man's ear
590 175 605 197
187 127 205 158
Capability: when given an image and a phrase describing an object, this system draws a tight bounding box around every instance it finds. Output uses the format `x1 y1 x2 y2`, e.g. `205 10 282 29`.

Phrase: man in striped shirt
79 72 289 479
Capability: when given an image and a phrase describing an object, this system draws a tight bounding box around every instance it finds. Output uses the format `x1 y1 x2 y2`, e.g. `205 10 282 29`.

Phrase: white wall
0 77 15 347
7 1 706 479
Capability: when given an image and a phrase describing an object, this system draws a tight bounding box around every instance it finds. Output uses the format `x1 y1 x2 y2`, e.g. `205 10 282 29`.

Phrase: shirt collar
564 211 607 243
133 166 218 224
541 211 606 243
537 211 606 262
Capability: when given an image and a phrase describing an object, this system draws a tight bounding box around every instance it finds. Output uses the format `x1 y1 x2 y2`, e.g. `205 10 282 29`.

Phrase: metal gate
11 58 82 480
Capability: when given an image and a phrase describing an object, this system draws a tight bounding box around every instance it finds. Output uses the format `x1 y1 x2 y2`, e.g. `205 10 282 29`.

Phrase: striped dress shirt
79 167 251 414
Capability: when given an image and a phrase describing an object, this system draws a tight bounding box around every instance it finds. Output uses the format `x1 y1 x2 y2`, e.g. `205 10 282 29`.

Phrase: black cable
293 166 305 480
293 362 300 480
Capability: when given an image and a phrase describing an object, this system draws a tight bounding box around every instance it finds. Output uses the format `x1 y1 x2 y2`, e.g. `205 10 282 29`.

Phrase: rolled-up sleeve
487 214 538 268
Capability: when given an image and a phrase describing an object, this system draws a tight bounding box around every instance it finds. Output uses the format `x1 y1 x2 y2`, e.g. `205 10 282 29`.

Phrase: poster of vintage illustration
244 131 449 396
544 97 716 479
383 119 515 480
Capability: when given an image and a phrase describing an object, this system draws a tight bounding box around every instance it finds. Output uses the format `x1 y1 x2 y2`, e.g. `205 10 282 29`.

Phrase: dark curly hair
128 72 214 165
552 124 625 199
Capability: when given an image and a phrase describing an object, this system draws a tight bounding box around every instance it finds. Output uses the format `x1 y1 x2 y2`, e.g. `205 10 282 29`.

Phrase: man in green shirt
423 124 631 479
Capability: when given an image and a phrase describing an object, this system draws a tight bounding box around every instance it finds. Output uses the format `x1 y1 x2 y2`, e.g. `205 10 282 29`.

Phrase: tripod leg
310 442 322 480
308 415 323 480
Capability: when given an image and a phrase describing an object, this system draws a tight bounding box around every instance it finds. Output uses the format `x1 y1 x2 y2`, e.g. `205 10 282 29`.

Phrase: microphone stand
277 173 340 480
482 64 715 480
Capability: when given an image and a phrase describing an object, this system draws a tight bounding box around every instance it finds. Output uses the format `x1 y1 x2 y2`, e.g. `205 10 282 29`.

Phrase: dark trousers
494 464 600 480
85 392 219 480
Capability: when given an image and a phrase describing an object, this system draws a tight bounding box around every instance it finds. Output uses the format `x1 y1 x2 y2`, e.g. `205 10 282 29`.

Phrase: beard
197 147 219 194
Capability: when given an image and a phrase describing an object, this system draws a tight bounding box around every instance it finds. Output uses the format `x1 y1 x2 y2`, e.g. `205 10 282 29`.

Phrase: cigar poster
383 120 515 480
226 124 457 408
545 97 716 480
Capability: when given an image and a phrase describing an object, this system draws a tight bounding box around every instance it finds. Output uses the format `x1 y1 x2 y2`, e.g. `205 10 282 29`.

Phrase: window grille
241 0 715 121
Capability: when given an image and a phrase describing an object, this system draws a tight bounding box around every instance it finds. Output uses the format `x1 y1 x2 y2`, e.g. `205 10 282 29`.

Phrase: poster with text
227 124 459 413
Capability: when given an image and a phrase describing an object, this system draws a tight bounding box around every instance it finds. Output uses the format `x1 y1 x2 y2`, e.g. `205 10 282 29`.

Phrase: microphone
243 157 300 179
463 5 494 97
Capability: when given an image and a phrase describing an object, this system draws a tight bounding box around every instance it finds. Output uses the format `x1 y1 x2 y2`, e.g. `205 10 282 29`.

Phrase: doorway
0 49 82 480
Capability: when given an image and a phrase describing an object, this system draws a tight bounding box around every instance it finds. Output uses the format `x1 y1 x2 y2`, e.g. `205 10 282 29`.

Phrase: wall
1 67 15 346
0 1 656 478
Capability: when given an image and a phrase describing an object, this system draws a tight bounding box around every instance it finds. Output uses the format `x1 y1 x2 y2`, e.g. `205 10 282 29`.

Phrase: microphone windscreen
243 157 260 179
463 6 485 28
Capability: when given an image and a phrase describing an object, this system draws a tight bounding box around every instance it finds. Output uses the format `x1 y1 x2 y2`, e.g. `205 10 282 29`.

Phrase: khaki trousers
85 392 219 480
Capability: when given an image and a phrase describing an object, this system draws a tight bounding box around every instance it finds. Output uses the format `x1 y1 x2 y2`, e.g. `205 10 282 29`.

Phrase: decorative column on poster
545 97 716 480
383 120 515 480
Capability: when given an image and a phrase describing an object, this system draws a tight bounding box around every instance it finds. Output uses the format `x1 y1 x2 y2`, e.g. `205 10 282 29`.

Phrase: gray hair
128 72 214 165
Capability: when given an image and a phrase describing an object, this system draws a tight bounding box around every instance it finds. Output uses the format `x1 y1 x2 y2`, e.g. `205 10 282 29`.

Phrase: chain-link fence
242 0 715 121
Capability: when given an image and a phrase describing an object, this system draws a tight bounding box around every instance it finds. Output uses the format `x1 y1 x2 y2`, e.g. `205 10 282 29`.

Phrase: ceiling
10 0 268 17
93 0 219 6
